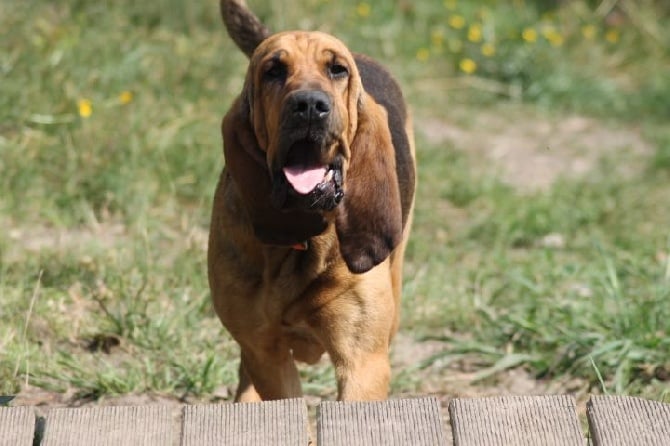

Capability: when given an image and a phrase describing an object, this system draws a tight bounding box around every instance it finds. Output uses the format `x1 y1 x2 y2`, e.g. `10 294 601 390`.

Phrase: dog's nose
290 90 331 121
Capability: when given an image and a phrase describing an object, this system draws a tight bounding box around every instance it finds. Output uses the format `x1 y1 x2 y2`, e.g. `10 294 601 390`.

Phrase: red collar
291 241 309 251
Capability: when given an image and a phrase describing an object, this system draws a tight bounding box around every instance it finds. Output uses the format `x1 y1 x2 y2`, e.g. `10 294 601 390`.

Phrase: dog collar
291 241 309 251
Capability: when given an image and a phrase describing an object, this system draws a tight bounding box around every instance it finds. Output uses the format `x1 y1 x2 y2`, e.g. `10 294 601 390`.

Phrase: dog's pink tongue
283 165 326 195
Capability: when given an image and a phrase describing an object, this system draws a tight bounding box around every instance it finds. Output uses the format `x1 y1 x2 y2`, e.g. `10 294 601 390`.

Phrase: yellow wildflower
521 28 537 43
581 24 597 40
443 0 457 11
605 29 619 43
448 15 465 30
459 58 477 74
467 24 483 43
356 2 371 18
78 99 92 118
119 91 133 105
416 48 430 62
481 42 495 57
543 28 564 47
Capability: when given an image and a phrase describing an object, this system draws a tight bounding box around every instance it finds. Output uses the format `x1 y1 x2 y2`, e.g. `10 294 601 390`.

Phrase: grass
1 0 669 402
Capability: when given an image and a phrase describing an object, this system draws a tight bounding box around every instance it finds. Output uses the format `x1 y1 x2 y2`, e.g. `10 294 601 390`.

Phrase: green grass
1 0 669 402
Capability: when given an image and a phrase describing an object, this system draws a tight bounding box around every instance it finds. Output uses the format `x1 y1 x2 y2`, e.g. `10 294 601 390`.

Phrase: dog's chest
258 244 337 311
254 249 345 364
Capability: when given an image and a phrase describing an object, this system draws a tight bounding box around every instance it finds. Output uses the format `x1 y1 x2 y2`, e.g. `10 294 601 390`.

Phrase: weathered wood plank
181 399 309 446
0 407 35 446
587 395 670 446
41 405 177 446
317 397 447 446
449 395 584 446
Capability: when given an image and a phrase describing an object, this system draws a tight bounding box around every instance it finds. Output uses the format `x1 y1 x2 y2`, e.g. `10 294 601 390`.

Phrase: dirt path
418 105 651 191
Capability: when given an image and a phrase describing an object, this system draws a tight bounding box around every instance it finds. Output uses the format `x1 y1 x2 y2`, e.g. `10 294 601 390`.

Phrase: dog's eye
264 63 287 81
328 63 349 79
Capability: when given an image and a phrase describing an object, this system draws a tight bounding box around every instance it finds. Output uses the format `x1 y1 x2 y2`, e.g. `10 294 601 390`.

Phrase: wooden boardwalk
1 395 669 445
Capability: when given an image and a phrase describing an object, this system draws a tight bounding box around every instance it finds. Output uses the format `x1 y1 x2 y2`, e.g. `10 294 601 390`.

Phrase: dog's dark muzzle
270 90 344 212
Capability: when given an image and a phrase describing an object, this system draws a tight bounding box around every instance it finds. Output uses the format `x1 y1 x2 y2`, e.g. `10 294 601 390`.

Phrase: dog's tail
220 0 271 58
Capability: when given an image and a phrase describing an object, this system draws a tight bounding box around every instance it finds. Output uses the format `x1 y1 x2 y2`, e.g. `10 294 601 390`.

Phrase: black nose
290 90 331 122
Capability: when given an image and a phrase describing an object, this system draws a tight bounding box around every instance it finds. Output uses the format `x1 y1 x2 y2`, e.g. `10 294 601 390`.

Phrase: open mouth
274 137 344 211
283 164 336 195
281 138 339 195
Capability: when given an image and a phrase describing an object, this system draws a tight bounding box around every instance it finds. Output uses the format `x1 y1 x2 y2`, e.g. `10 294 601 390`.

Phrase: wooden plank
181 399 309 446
0 407 35 446
41 405 177 446
317 397 447 446
587 395 670 446
449 395 584 446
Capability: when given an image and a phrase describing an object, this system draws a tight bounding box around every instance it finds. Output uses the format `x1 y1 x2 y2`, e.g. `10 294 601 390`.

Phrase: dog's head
241 31 362 212
222 30 403 273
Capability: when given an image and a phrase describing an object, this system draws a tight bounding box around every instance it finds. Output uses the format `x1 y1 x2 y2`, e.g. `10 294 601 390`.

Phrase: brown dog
208 0 416 401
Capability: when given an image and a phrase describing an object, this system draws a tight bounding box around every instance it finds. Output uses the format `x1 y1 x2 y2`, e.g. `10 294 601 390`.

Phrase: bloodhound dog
208 0 416 401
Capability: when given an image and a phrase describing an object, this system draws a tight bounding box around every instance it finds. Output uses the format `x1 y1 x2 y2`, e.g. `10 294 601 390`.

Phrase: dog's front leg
313 271 396 401
234 346 302 402
331 349 391 401
234 355 262 402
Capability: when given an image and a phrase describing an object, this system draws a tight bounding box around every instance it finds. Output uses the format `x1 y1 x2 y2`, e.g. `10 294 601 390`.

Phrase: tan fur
209 1 415 401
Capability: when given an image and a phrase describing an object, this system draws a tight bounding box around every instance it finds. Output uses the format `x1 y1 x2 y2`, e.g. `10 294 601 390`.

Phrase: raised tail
220 0 271 58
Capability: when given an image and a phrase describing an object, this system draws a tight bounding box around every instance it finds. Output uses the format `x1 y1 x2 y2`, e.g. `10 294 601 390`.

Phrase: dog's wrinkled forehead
249 31 355 83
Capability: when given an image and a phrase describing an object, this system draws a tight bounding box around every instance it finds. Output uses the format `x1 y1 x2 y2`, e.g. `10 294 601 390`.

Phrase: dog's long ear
336 95 403 274
222 94 327 246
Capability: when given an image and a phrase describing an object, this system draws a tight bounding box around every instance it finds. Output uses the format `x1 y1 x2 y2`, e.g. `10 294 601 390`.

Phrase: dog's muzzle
270 90 345 211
